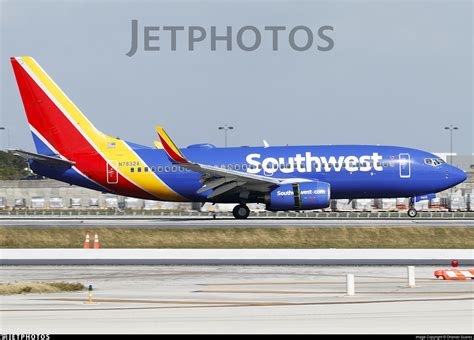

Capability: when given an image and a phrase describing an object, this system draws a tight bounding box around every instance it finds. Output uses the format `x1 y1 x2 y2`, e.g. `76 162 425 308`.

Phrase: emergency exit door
107 161 118 184
399 153 411 178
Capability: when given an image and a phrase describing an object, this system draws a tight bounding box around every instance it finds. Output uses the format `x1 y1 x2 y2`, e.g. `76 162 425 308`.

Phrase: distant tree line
0 151 31 180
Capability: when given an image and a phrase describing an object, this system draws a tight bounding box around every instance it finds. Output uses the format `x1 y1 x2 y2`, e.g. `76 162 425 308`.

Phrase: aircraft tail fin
10 56 106 158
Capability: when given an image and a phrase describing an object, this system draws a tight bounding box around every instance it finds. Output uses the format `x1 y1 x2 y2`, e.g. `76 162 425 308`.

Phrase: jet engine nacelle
266 181 331 211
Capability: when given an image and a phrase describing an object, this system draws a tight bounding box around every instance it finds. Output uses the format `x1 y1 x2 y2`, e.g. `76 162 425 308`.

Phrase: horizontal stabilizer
8 149 75 168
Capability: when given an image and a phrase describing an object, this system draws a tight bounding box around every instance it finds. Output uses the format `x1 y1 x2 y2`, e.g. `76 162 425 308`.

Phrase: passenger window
179 166 184 172
235 164 240 170
137 167 141 173
383 162 388 167
172 166 177 172
258 164 262 169
242 164 247 170
131 167 134 173
144 167 149 172
151 166 156 172
158 166 163 172
165 166 170 172
228 165 233 170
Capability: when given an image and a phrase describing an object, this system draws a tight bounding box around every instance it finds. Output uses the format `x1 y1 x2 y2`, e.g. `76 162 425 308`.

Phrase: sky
0 0 472 155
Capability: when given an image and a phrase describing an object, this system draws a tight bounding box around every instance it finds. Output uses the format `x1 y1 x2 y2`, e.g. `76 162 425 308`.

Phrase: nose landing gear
407 198 417 218
232 204 250 219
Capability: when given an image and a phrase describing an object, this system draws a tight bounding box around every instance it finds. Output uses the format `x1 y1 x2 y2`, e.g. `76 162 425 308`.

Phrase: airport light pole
218 125 234 147
444 125 459 164
0 127 5 150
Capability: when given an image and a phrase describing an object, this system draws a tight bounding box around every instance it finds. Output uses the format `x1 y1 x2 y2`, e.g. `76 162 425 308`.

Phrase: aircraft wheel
233 204 250 219
407 208 417 218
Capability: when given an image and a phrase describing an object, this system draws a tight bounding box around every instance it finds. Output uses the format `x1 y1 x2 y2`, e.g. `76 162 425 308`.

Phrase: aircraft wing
156 127 310 199
8 149 75 168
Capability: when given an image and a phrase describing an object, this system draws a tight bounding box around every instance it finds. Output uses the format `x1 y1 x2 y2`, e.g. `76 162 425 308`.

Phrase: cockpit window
424 158 445 166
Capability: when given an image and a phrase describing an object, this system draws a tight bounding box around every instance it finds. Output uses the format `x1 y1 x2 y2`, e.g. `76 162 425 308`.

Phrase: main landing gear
407 198 417 218
232 204 250 219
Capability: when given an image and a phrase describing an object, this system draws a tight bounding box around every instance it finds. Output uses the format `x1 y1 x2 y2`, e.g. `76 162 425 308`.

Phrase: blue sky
0 0 472 155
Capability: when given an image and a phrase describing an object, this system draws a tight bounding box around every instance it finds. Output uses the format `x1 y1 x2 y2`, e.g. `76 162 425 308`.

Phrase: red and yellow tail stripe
11 56 184 201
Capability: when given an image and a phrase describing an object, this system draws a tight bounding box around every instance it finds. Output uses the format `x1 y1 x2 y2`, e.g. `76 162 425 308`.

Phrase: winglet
155 126 189 164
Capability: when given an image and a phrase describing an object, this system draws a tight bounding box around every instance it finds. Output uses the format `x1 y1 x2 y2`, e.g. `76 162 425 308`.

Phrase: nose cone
449 166 467 186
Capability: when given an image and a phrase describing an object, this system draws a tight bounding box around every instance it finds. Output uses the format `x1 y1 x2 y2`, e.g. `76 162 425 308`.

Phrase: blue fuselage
31 143 467 203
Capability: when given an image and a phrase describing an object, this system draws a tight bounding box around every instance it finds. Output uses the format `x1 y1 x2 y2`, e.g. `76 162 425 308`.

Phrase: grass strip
1 227 473 249
0 281 85 295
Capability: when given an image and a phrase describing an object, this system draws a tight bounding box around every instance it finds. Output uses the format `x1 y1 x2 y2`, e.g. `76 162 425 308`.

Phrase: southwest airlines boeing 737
9 57 467 219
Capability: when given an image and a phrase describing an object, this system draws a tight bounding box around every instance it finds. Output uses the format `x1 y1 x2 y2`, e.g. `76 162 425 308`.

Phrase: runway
1 217 473 229
1 265 473 333
2 249 473 265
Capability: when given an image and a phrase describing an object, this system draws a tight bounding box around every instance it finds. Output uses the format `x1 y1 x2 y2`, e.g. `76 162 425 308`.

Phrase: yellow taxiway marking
2 296 468 313
42 298 264 306
23 296 474 311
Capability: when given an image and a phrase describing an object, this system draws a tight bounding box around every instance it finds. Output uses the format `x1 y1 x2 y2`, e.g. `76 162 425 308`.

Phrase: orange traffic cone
84 233 90 249
93 233 100 249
